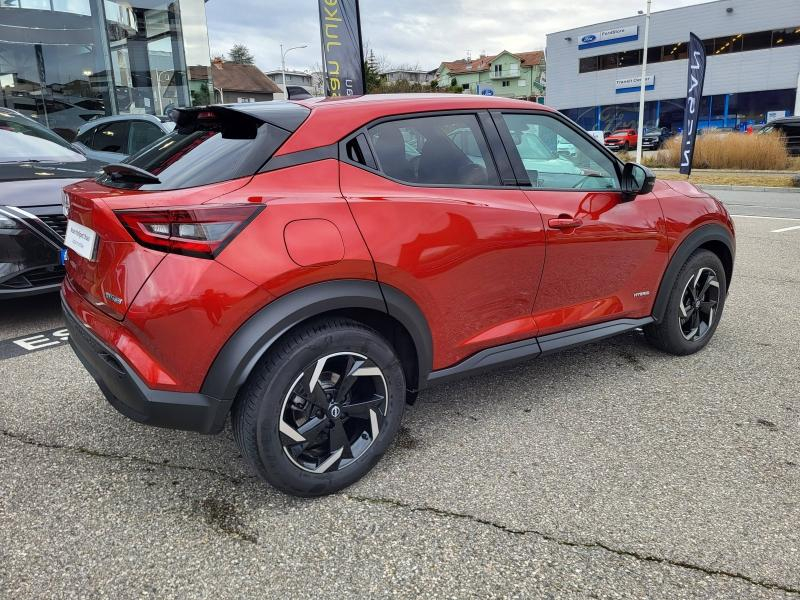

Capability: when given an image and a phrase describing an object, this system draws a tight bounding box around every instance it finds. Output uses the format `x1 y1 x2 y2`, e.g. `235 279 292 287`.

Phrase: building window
772 27 800 48
579 56 599 73
502 81 510 87
742 30 773 51
462 83 470 90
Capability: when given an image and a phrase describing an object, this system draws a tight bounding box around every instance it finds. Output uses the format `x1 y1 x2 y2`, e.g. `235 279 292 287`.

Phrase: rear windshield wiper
102 163 161 184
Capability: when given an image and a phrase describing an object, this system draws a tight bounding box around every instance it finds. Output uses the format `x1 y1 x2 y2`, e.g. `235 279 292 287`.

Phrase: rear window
99 108 291 191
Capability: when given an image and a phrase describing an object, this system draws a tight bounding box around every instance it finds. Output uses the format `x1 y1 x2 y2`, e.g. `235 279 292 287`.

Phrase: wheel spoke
334 357 367 403
329 419 352 459
342 393 385 417
699 276 717 297
298 362 329 410
296 416 330 448
699 300 717 312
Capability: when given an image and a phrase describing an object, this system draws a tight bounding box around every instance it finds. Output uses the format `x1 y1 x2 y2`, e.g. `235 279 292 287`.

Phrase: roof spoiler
167 102 310 133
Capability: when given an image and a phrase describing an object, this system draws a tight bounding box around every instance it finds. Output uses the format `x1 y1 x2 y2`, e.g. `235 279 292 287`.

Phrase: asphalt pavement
1 189 799 599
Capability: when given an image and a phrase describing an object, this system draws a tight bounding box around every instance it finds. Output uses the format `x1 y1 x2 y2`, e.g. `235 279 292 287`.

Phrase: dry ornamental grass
642 131 791 171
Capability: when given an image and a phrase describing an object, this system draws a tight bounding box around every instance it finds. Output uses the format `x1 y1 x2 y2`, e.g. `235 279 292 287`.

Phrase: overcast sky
204 0 712 73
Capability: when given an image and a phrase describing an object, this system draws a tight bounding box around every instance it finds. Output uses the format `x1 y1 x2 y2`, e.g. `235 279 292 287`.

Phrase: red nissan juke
62 95 735 497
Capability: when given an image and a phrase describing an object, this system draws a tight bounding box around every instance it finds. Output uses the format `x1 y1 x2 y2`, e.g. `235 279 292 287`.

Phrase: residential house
381 69 437 85
435 50 546 101
264 69 314 98
210 59 282 103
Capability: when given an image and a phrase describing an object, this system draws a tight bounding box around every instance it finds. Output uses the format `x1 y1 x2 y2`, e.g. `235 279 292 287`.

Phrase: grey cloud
205 0 707 72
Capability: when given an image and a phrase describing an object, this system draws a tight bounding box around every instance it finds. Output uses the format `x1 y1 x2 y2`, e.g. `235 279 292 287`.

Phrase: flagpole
635 0 652 164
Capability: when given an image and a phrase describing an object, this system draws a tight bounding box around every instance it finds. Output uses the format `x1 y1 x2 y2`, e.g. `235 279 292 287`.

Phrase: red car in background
62 95 735 497
604 128 639 151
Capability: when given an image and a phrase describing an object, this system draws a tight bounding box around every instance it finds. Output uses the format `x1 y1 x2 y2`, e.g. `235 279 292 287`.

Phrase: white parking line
771 225 800 233
730 214 800 222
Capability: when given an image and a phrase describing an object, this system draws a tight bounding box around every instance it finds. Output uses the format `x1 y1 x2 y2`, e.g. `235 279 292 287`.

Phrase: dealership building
0 0 213 140
545 0 800 133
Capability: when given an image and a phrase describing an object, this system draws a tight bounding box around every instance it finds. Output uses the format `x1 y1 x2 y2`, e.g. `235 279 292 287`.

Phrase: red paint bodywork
62 95 733 393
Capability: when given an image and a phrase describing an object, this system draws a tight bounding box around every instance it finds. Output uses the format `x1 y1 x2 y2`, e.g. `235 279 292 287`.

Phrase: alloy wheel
278 352 387 474
679 267 720 341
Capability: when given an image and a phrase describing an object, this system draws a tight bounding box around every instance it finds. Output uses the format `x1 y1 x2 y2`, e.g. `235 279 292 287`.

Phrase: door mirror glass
622 163 656 198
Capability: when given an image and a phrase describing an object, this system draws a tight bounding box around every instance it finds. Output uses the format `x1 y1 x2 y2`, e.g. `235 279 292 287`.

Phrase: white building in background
546 0 800 132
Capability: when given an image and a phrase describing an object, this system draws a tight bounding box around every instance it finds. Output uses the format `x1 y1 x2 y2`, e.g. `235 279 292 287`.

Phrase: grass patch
656 171 796 188
641 132 791 170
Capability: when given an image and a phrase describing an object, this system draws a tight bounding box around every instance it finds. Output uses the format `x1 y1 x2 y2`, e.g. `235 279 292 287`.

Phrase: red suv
604 129 638 151
62 96 735 496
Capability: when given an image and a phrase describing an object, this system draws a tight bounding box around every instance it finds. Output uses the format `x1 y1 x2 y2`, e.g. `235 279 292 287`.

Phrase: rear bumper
63 294 229 434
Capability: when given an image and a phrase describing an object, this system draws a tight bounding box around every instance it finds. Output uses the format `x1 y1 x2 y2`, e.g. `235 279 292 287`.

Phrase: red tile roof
440 50 544 75
210 61 282 94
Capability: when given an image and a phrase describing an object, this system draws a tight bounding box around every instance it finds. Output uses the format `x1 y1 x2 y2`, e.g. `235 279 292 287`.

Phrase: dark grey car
0 109 103 298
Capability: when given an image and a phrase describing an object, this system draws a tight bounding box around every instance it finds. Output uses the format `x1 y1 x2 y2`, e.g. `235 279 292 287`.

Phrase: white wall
545 0 800 109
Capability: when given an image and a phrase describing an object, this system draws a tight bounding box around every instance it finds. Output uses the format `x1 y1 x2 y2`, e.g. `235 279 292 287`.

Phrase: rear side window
128 121 165 154
102 109 291 191
91 121 130 153
368 114 500 187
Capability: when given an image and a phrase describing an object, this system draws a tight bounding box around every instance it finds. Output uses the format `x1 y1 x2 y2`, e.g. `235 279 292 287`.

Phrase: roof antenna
466 50 472 61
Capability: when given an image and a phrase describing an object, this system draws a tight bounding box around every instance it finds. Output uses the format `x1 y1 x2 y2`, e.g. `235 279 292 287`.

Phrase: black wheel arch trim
200 279 433 403
651 223 735 324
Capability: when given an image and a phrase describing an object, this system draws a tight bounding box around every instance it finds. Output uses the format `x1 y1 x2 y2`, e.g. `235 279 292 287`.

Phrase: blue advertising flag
318 0 366 97
679 32 707 175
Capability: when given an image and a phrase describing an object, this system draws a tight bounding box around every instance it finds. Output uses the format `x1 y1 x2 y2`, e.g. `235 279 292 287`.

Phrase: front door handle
548 217 583 230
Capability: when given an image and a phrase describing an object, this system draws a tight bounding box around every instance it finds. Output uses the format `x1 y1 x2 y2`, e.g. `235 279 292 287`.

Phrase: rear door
339 111 546 369
494 110 667 335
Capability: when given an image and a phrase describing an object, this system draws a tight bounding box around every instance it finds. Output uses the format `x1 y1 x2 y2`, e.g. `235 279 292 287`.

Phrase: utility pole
635 0 652 164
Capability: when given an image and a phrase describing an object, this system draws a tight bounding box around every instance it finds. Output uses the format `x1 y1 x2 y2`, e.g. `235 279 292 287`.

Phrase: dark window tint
75 126 96 147
617 49 642 68
713 34 743 54
772 27 800 47
600 53 620 69
368 114 499 187
742 30 773 51
109 110 290 191
646 46 662 63
579 56 599 73
128 121 165 154
90 121 130 153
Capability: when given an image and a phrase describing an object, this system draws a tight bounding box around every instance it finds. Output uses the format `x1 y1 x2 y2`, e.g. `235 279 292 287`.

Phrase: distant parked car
641 127 674 150
604 129 638 151
73 114 175 163
1 95 104 140
0 108 103 298
760 117 800 156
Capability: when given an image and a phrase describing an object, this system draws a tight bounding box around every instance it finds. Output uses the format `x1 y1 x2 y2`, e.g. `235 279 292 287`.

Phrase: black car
641 127 674 150
761 117 800 156
0 108 103 298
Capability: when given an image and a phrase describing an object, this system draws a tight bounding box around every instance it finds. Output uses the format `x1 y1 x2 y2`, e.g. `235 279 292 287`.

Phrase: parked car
760 116 800 155
0 108 103 298
604 128 638 151
73 114 175 163
1 95 104 141
62 96 735 497
641 127 673 150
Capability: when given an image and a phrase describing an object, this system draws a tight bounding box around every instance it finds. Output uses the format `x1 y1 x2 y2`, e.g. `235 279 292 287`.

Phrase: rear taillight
114 204 263 258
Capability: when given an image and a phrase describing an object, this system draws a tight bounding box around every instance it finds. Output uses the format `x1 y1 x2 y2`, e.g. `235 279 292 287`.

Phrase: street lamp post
635 0 652 163
280 43 308 100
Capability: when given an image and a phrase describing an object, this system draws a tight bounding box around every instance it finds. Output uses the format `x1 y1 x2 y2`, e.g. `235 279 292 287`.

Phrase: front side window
368 114 499 187
501 113 619 190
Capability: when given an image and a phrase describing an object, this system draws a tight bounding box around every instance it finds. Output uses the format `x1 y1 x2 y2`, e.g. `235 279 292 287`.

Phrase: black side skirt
426 317 653 386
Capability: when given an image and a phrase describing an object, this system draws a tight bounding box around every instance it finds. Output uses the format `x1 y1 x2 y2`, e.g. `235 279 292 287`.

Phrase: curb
698 184 800 193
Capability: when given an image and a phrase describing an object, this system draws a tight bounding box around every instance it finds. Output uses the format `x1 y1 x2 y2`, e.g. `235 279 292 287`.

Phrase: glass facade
562 89 797 133
0 0 211 140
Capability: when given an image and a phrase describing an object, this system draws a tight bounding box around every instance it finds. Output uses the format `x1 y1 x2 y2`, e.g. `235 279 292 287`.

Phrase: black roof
171 101 310 132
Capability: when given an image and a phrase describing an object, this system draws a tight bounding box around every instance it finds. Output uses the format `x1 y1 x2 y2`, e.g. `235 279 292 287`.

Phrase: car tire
622 141 630 151
232 318 406 497
644 249 727 356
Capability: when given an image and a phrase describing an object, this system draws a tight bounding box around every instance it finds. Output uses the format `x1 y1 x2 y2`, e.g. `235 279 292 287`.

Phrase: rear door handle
548 217 583 230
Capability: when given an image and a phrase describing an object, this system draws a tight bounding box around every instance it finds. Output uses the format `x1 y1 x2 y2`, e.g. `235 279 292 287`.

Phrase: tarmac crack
344 494 800 596
5 427 800 595
0 428 250 485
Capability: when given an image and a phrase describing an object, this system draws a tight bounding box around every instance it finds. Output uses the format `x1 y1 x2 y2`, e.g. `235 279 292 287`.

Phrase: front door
495 111 668 335
339 111 546 369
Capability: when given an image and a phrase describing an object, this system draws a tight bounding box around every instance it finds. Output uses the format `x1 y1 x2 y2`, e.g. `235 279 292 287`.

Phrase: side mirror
621 162 655 200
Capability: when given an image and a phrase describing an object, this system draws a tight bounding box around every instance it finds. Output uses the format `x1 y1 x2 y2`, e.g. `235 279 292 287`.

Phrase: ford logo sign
582 34 597 43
